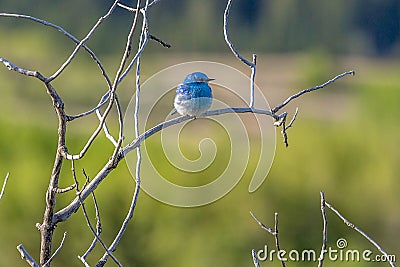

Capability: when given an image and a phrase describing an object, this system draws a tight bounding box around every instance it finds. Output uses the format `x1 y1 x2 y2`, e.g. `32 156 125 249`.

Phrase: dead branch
325 199 396 267
17 245 39 267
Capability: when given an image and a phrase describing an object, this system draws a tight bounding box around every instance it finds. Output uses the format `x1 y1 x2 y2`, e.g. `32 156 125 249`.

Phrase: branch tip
17 245 39 267
149 34 171 48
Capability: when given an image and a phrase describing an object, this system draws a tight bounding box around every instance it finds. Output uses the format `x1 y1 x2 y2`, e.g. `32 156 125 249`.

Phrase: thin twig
42 232 68 267
272 70 355 114
250 212 286 267
118 2 140 12
78 256 91 267
55 184 76 194
0 13 112 87
82 169 103 260
278 108 299 147
63 0 148 161
110 94 125 162
48 0 120 82
149 0 163 7
325 201 396 267
63 93 116 160
97 3 148 264
285 108 299 130
274 213 286 267
114 0 143 86
223 0 255 67
16 245 40 267
318 192 328 267
149 33 171 48
117 23 149 85
223 0 257 110
67 92 110 121
250 211 274 234
0 172 10 201
0 57 46 81
95 101 118 147
71 161 122 267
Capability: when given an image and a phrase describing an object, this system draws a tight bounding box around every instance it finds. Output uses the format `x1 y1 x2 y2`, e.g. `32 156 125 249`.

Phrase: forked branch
251 193 396 267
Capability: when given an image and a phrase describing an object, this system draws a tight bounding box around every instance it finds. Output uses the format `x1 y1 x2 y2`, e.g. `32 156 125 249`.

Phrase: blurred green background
0 0 399 266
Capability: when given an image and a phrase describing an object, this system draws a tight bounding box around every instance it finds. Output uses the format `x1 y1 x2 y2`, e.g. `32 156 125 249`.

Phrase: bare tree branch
62 0 149 162
78 256 90 267
223 0 255 67
55 184 76 194
78 256 91 267
273 213 286 267
285 108 299 130
42 232 67 267
271 70 355 114
81 170 103 261
149 33 172 48
47 0 120 82
97 2 148 265
318 192 328 267
250 212 286 267
0 172 10 201
223 0 257 109
278 108 299 147
325 200 396 267
38 82 67 265
17 245 39 267
250 211 274 234
67 92 110 121
0 57 46 81
0 13 112 87
95 102 118 147
252 194 396 267
71 161 122 267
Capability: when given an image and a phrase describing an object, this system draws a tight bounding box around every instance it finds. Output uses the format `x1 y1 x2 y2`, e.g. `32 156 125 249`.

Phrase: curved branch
62 1 150 161
223 0 257 108
0 13 112 88
223 0 255 67
272 70 355 114
47 0 120 82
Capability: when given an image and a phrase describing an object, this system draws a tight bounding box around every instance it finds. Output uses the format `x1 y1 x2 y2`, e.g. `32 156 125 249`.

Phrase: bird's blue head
183 72 214 84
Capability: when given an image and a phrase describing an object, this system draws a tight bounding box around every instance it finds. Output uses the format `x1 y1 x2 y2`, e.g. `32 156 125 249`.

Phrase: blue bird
173 72 214 116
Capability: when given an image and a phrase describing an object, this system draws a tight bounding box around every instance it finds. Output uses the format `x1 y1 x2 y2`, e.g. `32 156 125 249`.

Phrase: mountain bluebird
173 72 214 116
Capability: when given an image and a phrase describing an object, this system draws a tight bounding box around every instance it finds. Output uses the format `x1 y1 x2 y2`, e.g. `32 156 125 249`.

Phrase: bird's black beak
207 78 215 82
